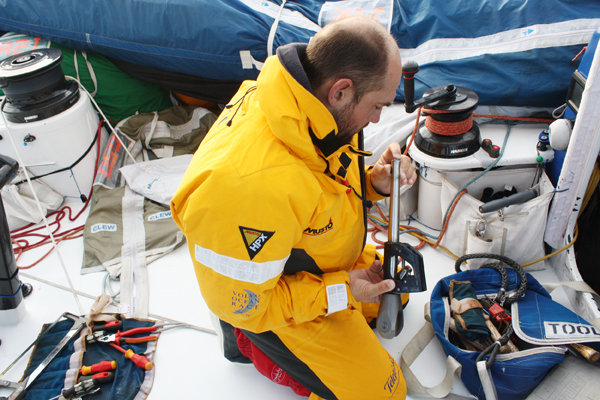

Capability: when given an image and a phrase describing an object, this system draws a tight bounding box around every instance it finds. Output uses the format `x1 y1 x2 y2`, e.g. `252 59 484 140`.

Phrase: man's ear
327 78 354 107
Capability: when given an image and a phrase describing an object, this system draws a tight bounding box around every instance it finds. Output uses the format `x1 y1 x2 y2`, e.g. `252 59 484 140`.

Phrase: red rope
403 107 422 155
571 46 587 63
422 107 474 136
472 113 554 123
433 189 467 248
425 114 473 136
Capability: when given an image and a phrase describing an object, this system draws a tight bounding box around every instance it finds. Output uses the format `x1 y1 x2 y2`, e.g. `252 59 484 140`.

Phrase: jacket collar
256 43 372 190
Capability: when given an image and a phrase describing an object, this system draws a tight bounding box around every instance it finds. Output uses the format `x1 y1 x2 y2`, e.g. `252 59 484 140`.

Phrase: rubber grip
124 349 153 370
402 60 419 113
80 360 116 375
376 293 403 339
479 188 537 213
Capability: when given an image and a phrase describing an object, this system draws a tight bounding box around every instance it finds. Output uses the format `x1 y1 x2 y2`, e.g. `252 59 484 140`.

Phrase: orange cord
434 189 467 248
403 107 422 156
369 203 427 250
472 113 554 124
425 114 473 135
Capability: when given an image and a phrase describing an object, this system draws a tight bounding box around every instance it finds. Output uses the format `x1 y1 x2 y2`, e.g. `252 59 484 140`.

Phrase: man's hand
370 142 416 195
348 259 395 303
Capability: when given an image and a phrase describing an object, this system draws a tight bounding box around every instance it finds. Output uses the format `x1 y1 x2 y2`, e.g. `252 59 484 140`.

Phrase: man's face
332 54 403 144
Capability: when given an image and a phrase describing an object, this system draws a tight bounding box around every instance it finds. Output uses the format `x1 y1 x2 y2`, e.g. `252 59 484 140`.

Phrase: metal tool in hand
91 325 158 370
48 371 114 400
0 313 87 400
376 159 427 339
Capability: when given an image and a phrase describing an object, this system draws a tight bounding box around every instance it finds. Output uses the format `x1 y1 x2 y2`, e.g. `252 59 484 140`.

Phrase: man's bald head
303 16 400 102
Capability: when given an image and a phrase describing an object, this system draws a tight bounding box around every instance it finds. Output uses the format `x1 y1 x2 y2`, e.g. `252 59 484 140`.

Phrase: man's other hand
348 259 395 303
370 142 416 195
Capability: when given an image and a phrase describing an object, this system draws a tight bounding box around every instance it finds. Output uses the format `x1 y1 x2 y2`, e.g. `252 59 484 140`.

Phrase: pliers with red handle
97 326 158 345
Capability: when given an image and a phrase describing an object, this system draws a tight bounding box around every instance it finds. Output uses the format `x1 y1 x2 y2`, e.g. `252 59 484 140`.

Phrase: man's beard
331 101 363 145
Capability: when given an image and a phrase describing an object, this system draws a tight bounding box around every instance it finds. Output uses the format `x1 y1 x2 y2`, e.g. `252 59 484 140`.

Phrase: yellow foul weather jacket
171 44 387 335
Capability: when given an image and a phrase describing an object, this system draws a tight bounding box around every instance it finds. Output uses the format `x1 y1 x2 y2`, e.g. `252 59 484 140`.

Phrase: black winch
0 48 79 123
403 61 480 158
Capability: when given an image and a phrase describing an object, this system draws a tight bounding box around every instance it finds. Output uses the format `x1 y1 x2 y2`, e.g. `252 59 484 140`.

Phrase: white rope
65 75 137 164
267 0 287 57
73 50 98 96
19 271 216 335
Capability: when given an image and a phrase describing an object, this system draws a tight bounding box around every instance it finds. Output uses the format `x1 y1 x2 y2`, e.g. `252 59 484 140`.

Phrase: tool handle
80 360 116 375
120 326 157 336
479 188 537 214
124 349 153 370
569 343 600 363
122 335 157 344
402 60 419 113
376 293 403 339
101 320 123 331
79 371 114 384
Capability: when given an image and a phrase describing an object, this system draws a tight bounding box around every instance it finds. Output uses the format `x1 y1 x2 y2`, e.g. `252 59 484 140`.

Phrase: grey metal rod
389 159 402 243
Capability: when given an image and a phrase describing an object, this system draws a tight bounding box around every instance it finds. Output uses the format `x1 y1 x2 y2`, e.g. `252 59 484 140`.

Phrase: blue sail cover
0 0 599 106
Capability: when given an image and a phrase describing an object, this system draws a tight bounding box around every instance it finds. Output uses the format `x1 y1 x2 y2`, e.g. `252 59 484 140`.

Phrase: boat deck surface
0 195 575 399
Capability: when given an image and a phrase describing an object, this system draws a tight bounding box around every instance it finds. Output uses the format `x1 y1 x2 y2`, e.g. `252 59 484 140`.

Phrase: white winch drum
0 93 102 199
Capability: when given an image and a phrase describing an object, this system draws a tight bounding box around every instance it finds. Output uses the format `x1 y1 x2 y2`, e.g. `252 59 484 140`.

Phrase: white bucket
0 93 103 200
416 167 443 230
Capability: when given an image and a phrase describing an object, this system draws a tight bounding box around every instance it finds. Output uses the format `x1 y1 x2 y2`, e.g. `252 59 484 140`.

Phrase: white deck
0 193 577 399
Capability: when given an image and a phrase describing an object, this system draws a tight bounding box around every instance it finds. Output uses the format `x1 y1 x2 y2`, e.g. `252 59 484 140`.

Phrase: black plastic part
0 49 64 100
479 188 537 213
0 48 80 123
0 155 22 310
422 86 479 113
21 282 33 297
415 123 481 158
1 79 79 123
383 242 427 293
402 60 419 113
377 241 426 339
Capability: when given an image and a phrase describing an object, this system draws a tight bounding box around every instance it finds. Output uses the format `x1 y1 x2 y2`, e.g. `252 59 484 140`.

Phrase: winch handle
479 188 538 214
402 61 458 113
402 60 419 114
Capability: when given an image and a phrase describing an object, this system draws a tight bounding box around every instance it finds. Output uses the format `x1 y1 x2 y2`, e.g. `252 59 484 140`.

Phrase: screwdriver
79 360 117 375
108 342 153 370
48 371 114 400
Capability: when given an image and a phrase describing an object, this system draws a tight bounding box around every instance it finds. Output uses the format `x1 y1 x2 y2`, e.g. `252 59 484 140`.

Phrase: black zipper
357 129 371 250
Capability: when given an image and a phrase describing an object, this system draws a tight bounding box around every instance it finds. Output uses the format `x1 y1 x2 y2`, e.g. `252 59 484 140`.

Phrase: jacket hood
255 43 353 171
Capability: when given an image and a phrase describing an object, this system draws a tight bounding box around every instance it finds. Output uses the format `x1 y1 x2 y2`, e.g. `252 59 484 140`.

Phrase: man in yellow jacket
171 15 417 400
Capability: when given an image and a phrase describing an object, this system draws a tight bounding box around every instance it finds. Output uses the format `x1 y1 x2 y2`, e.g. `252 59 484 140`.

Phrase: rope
425 114 473 135
422 106 475 136
1 96 84 314
454 253 528 305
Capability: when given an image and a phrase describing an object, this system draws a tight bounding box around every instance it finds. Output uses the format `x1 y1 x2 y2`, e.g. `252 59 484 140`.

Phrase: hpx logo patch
239 226 274 260
303 218 334 236
232 289 260 314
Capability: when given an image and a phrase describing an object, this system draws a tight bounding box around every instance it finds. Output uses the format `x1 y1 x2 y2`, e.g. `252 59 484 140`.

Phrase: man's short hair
303 17 393 101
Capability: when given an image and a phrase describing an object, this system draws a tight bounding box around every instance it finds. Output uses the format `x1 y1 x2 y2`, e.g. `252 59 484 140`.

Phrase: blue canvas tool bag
400 254 600 400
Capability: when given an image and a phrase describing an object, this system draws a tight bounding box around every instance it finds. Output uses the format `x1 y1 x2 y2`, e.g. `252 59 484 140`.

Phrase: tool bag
400 257 600 400
439 168 554 269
